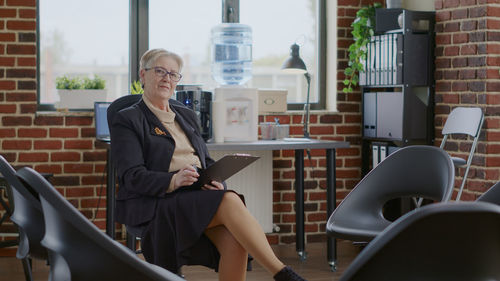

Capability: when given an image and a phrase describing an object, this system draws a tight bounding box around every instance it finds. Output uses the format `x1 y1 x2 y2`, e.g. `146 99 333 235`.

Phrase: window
148 0 325 110
240 0 320 107
148 0 220 89
38 0 327 110
38 0 129 110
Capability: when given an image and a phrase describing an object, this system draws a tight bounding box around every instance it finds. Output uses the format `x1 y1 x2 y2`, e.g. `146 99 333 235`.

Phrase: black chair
107 95 253 273
477 181 500 205
106 94 144 251
17 167 185 281
326 146 454 269
0 155 52 281
107 95 188 251
339 201 500 281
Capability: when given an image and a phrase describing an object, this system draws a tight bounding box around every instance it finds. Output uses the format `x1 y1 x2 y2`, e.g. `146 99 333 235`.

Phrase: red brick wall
0 0 109 255
0 0 380 255
435 0 499 200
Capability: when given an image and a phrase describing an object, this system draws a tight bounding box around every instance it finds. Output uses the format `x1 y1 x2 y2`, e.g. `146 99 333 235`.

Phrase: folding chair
440 107 484 200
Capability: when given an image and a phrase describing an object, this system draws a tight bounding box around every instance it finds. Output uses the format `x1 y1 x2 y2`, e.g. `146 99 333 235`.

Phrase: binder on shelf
372 145 379 168
363 92 377 138
371 143 397 168
379 145 388 162
360 34 402 86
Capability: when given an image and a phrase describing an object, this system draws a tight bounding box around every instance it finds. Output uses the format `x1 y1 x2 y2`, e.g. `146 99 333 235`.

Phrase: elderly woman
110 48 305 281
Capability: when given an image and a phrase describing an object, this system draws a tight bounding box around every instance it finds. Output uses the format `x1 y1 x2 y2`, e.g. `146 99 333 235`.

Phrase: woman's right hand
172 164 199 190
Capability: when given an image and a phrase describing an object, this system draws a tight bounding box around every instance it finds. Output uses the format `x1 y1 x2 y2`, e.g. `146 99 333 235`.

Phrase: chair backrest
328 145 454 241
107 94 143 132
440 107 484 201
0 156 47 260
339 201 500 281
107 94 146 242
441 107 484 138
107 94 186 132
17 167 184 281
477 181 500 205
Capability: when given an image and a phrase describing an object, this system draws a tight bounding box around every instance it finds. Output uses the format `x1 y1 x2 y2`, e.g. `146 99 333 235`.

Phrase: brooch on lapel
154 127 166 136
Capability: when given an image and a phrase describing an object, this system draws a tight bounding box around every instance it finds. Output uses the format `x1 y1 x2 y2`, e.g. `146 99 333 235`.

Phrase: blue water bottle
211 23 252 85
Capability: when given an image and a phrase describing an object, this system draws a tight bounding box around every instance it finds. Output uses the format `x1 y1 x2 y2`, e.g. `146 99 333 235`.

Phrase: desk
105 139 348 268
207 139 348 268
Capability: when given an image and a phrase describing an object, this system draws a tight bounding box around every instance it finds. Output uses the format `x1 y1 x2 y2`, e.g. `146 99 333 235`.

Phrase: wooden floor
0 241 361 281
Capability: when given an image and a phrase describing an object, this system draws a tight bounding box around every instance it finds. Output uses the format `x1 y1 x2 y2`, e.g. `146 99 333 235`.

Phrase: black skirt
140 189 235 273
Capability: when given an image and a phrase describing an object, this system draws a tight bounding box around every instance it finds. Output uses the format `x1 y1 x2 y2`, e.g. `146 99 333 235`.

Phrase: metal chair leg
21 257 33 281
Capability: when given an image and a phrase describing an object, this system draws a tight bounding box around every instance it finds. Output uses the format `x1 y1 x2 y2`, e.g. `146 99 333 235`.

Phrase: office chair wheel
298 251 307 261
328 261 337 272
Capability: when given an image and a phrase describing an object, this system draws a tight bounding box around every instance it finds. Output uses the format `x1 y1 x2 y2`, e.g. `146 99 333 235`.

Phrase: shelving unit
361 8 436 175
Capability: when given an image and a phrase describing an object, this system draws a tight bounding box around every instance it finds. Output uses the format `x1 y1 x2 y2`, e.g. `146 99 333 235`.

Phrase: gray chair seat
329 216 391 242
450 156 466 167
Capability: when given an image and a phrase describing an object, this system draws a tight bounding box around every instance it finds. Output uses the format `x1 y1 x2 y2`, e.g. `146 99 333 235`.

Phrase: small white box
213 87 259 142
258 89 287 113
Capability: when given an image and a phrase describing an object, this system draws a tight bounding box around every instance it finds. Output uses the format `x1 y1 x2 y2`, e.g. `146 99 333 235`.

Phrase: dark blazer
110 98 216 226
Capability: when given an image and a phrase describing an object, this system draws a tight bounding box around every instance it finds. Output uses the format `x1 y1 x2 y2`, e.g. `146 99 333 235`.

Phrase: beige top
143 96 201 192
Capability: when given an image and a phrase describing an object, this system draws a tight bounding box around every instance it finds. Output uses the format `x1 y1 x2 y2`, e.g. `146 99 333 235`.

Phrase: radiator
208 150 273 233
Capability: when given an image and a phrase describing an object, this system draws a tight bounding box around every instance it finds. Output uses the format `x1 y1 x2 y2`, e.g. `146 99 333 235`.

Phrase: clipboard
193 154 260 188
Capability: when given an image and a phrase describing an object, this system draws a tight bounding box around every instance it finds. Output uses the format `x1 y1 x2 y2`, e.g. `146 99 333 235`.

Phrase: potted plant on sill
130 80 144 95
343 2 382 93
55 75 107 109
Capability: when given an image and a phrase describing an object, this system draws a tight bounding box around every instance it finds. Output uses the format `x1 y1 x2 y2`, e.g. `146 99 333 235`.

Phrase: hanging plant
343 2 382 93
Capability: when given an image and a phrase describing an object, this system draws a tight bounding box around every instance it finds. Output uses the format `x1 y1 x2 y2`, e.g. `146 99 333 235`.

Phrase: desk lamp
282 43 311 138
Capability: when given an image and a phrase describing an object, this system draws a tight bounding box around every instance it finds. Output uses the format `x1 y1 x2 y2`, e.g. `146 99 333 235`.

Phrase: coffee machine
175 85 212 141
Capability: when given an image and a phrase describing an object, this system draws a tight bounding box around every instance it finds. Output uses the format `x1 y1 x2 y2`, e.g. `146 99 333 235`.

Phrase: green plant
55 75 106 90
82 75 106 89
343 2 382 93
56 75 82 90
130 80 144 95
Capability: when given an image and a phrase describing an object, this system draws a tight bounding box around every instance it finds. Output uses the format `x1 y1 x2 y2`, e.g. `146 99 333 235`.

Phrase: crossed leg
205 226 247 281
205 192 285 280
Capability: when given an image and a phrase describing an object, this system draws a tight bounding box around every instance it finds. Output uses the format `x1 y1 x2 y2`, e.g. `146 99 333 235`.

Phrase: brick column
435 0 500 200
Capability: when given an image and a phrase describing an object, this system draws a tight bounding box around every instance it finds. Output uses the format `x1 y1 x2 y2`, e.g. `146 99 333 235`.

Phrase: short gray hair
139 48 183 72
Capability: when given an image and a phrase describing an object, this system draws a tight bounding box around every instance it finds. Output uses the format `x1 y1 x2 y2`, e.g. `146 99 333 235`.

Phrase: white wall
326 0 337 111
403 0 435 11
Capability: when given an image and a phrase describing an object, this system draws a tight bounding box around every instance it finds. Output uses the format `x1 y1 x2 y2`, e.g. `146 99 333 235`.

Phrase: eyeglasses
145 67 182 82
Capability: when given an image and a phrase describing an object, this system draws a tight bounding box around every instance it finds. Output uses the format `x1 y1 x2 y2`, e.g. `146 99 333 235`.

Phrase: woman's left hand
202 180 224 191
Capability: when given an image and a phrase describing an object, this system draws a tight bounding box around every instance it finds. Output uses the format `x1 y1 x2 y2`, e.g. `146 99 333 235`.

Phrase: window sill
261 109 338 115
36 110 94 117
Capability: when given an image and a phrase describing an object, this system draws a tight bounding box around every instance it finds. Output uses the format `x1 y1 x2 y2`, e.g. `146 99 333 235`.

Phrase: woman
110 48 306 281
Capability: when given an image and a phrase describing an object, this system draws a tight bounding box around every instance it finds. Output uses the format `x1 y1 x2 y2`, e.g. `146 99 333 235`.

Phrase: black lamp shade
282 43 307 74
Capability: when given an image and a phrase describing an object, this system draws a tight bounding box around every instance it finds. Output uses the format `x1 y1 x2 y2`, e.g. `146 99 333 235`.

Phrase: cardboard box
258 89 287 113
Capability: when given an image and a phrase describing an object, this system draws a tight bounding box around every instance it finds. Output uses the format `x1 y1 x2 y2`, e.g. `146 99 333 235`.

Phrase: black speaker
176 90 212 141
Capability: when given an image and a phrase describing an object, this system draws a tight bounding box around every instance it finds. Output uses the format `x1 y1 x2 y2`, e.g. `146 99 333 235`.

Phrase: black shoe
273 266 307 281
